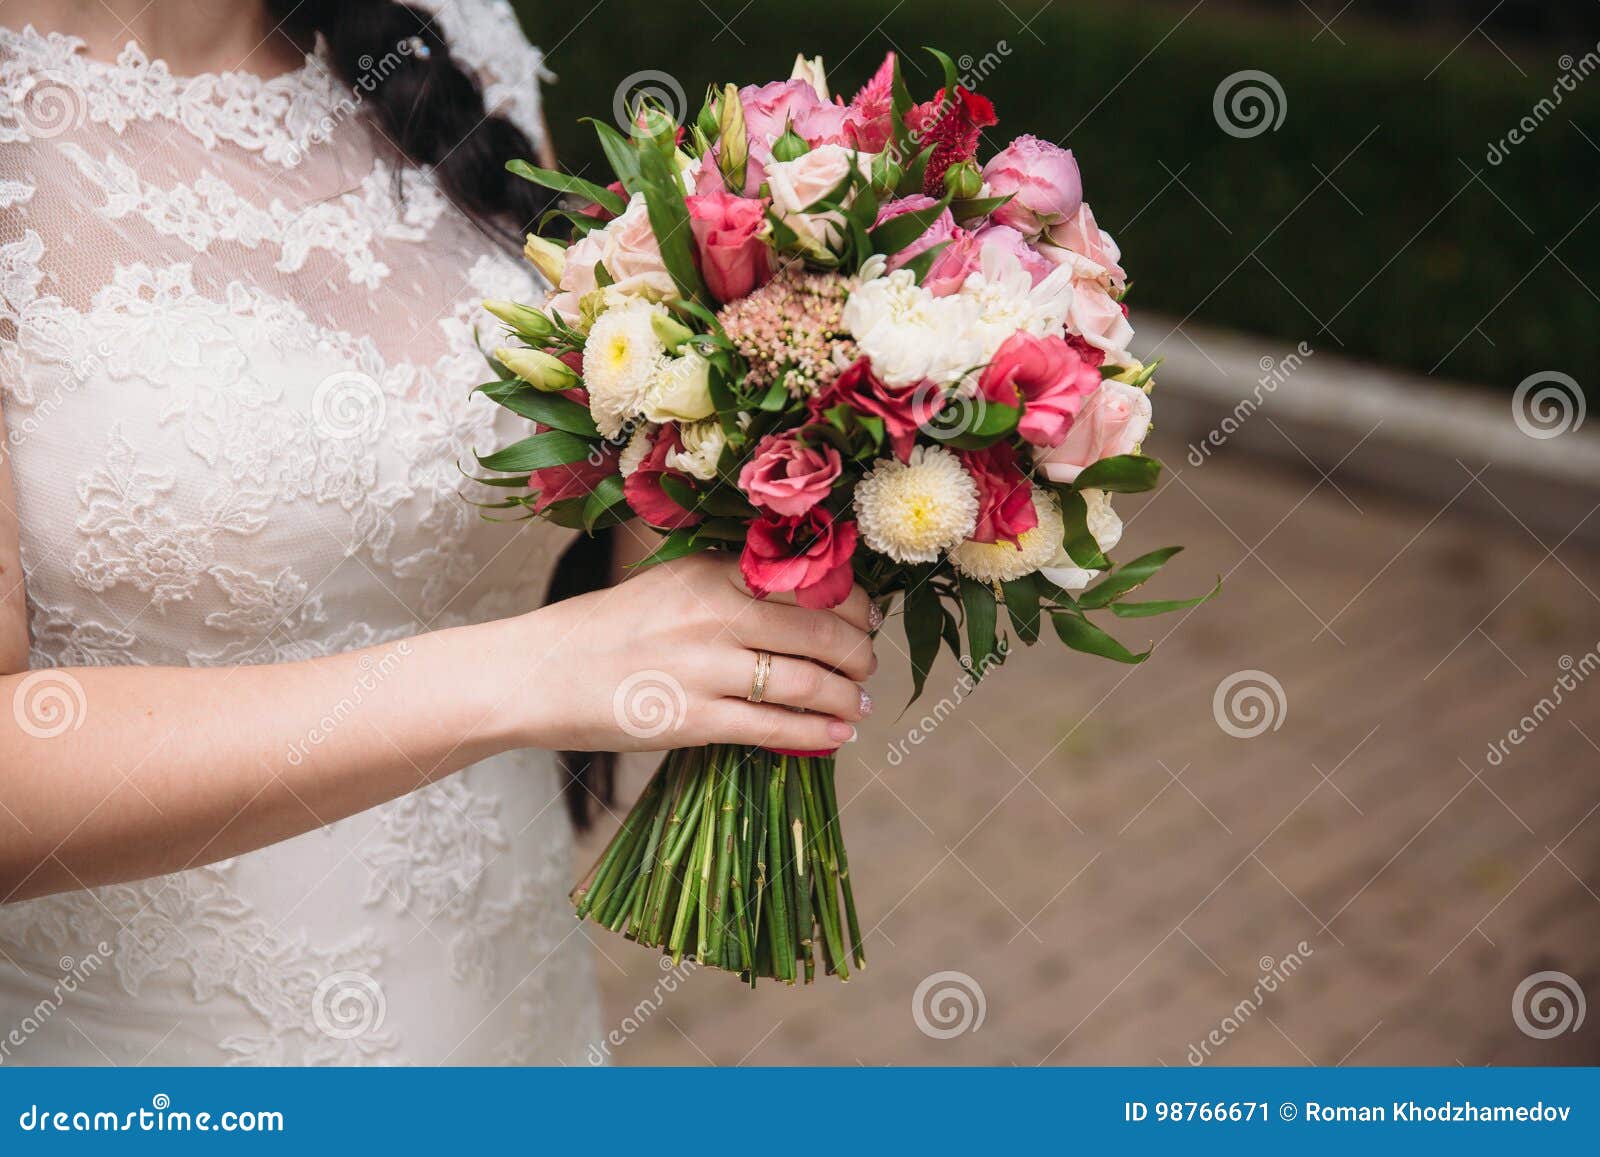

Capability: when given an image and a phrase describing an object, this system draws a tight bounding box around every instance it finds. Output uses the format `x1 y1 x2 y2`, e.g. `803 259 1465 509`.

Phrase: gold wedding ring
748 650 773 704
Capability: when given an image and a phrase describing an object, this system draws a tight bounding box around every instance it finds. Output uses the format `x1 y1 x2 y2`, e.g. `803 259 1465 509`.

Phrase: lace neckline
0 23 345 166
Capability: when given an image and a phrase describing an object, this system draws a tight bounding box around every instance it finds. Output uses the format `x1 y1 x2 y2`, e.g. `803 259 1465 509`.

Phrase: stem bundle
571 745 865 985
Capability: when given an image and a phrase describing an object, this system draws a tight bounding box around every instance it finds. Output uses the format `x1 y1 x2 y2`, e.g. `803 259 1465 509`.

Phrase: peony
842 267 982 388
981 136 1083 237
1035 380 1152 483
642 351 715 424
875 195 958 273
685 189 775 304
1045 202 1125 288
738 432 842 517
665 419 727 481
972 224 1056 285
977 330 1103 448
764 144 875 255
623 425 701 530
960 443 1039 545
852 445 979 563
808 358 944 462
740 507 859 609
583 298 670 438
1039 488 1122 590
950 488 1065 584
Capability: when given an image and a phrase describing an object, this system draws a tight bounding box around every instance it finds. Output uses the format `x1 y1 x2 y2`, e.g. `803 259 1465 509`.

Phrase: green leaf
582 474 627 531
586 119 644 193
869 193 952 256
901 239 951 285
1050 611 1150 664
959 577 1000 675
632 529 707 569
925 46 961 104
475 382 600 437
1110 579 1222 618
691 518 746 543
659 472 699 513
1058 489 1109 569
1001 575 1041 645
475 429 594 473
694 482 757 519
932 400 1021 449
902 576 942 704
636 144 710 306
949 193 1015 221
1072 454 1162 494
1077 546 1184 610
506 159 626 216
757 379 789 411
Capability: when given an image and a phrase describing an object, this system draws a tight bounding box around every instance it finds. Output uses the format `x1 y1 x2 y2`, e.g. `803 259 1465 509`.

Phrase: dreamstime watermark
912 970 986 1039
612 670 689 740
11 670 87 739
1486 41 1600 165
1186 941 1315 1064
1187 342 1314 466
586 956 699 1064
1212 669 1287 739
1484 646 1599 767
884 642 1009 767
1213 70 1287 139
0 944 113 1065
1511 371 1585 440
10 70 87 139
311 370 387 441
1512 970 1586 1039
16 1095 284 1134
953 41 1013 91
311 970 387 1040
284 640 412 766
284 37 432 164
614 69 689 135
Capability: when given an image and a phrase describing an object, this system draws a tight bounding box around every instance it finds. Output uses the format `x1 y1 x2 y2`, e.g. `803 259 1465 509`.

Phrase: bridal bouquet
473 50 1215 984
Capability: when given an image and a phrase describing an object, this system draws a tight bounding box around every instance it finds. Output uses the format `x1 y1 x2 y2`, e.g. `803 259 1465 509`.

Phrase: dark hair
268 0 616 829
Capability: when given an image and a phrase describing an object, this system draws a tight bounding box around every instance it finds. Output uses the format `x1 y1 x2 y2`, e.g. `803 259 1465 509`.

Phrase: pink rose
809 359 943 461
740 507 858 610
1045 202 1126 288
764 144 874 253
960 443 1039 546
685 190 774 304
874 195 958 273
1035 381 1152 484
738 432 842 517
1068 282 1135 360
546 194 674 319
982 135 1083 237
977 331 1102 447
623 425 702 530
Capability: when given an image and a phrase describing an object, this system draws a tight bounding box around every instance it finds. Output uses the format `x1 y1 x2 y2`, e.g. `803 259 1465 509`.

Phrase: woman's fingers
706 700 858 752
723 564 875 634
731 601 875 682
719 652 869 722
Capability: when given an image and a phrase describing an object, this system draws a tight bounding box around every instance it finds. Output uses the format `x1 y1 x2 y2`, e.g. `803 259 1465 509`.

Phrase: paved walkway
576 439 1600 1066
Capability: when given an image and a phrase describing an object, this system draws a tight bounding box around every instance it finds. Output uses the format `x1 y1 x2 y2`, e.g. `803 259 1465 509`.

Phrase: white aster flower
618 423 657 479
584 299 669 438
957 244 1076 362
1039 488 1122 590
665 419 726 481
642 351 715 423
950 488 1066 585
853 445 979 564
842 269 981 388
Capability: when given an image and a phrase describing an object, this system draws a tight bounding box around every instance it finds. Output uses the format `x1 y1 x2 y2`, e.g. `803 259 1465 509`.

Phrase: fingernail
858 688 873 717
867 601 884 630
827 721 857 743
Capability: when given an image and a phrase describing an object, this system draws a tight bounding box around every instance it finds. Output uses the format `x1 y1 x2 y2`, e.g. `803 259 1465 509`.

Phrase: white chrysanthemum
665 420 726 481
957 244 1076 362
842 269 981 388
583 298 668 437
950 488 1066 584
618 423 656 479
1039 488 1122 590
853 446 979 564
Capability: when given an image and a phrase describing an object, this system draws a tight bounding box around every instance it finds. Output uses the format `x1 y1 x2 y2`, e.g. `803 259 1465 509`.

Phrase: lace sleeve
413 0 554 151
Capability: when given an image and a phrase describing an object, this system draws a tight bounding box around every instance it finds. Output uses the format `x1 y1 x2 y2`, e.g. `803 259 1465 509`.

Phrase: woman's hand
520 552 877 754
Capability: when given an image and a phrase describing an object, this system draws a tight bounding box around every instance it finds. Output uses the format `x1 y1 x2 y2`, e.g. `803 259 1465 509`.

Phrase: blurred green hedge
514 0 1598 389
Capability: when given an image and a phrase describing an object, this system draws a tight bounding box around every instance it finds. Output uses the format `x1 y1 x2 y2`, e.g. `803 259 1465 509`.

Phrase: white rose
665 420 727 481
1039 489 1122 591
642 351 715 423
765 144 875 256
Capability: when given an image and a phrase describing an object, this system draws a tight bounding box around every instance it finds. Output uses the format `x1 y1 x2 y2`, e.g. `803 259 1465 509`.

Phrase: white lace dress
0 2 603 1065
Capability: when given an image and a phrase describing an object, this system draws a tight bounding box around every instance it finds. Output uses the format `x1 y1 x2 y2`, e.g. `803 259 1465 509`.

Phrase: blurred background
514 0 1600 1065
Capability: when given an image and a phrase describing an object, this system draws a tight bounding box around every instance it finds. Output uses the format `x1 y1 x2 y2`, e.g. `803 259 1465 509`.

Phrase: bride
0 0 875 1064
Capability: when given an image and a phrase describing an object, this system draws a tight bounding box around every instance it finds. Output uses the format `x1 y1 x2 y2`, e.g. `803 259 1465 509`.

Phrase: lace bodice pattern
0 2 603 1065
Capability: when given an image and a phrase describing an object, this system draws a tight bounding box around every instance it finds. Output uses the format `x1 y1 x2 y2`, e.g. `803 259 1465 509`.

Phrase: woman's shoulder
413 0 553 147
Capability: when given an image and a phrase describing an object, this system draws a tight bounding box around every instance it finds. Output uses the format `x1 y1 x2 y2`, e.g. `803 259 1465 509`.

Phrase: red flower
623 426 702 530
906 86 998 197
524 387 616 514
810 358 943 462
579 180 628 222
739 507 858 610
960 443 1039 545
977 332 1102 448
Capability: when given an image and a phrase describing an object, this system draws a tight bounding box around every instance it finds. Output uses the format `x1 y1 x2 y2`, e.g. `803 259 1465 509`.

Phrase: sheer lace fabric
0 2 602 1064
